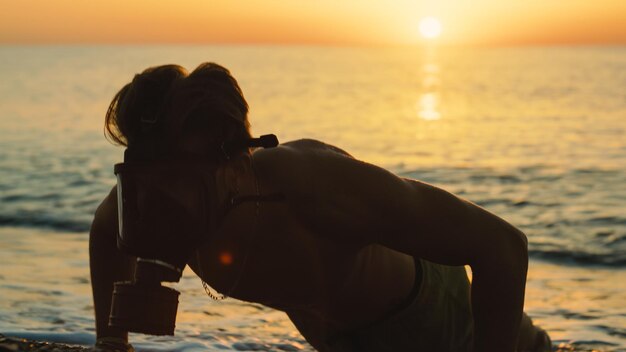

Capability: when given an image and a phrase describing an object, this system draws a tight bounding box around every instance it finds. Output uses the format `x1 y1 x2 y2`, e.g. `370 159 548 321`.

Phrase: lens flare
219 252 234 265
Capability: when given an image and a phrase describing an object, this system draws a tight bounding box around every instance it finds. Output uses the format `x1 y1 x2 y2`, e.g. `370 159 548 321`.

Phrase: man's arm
89 186 136 344
283 144 528 351
392 179 528 352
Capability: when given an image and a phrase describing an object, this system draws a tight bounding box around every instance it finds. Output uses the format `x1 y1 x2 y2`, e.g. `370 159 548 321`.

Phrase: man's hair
105 62 251 162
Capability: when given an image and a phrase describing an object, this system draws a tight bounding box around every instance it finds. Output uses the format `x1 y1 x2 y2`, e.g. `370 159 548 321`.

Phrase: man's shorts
327 258 474 352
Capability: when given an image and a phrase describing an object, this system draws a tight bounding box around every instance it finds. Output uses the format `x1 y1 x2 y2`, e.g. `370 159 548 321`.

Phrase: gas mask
108 134 279 336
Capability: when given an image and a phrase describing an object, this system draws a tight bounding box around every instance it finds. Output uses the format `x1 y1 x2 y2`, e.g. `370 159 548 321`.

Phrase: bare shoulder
281 138 354 157
252 138 373 196
253 139 347 189
254 138 353 164
253 139 412 245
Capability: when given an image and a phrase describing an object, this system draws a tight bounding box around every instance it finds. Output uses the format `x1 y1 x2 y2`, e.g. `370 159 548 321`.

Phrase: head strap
221 134 279 160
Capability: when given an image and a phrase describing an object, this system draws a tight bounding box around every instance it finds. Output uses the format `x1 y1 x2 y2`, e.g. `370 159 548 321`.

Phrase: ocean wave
0 214 90 233
528 248 626 267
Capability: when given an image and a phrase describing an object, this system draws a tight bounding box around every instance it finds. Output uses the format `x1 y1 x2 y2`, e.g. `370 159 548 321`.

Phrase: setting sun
418 17 442 39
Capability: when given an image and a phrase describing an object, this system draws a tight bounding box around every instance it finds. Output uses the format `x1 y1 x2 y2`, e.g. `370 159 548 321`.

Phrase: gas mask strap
218 133 283 216
125 76 170 162
221 134 279 160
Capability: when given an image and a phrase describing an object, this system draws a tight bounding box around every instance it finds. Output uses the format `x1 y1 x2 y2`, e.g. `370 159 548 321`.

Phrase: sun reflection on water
417 92 440 121
417 51 441 121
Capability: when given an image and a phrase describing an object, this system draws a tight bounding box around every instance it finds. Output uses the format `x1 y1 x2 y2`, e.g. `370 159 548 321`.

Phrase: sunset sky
1 0 625 46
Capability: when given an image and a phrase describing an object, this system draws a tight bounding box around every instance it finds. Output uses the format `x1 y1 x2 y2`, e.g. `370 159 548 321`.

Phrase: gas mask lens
114 162 212 264
109 162 216 335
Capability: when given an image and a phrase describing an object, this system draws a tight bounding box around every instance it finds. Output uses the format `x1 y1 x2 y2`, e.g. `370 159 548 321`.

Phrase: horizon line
2 41 625 49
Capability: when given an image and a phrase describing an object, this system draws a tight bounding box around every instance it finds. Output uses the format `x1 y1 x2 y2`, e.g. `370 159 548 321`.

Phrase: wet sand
1 333 621 352
0 334 90 351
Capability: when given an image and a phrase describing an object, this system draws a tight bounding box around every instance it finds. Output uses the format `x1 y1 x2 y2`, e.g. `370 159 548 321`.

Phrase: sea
0 45 625 351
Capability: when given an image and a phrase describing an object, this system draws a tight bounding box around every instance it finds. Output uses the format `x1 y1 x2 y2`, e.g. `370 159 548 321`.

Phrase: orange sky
1 0 625 46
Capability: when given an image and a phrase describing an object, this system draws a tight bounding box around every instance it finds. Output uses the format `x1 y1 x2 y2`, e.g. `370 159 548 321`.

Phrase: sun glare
418 17 442 39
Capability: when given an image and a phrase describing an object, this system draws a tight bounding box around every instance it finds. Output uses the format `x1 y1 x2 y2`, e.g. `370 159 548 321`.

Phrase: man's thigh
328 260 474 352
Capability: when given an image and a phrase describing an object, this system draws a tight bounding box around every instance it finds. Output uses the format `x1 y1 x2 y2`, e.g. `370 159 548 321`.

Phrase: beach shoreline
0 333 90 351
1 331 623 352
